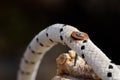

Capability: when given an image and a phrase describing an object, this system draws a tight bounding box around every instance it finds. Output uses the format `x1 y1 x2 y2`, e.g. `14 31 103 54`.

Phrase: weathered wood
52 50 101 80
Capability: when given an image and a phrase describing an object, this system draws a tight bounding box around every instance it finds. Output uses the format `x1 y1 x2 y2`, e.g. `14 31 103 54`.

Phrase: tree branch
52 50 101 80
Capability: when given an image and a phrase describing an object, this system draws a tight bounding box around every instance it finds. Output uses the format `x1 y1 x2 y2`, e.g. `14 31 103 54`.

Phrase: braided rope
17 23 120 80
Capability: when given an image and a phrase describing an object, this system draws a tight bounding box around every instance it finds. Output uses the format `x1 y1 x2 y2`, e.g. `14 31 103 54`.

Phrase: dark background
0 0 120 80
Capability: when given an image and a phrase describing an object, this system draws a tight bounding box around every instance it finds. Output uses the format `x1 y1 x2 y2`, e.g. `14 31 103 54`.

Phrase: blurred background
0 0 120 80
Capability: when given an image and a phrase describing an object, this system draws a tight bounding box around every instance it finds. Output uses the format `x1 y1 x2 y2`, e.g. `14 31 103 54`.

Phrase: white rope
17 23 120 80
